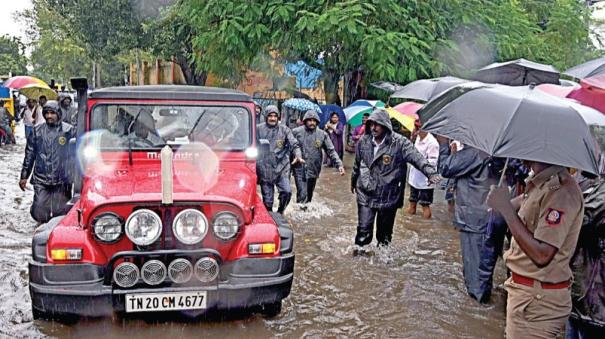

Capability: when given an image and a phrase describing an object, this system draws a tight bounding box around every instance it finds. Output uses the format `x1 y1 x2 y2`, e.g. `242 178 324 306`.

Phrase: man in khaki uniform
487 163 583 338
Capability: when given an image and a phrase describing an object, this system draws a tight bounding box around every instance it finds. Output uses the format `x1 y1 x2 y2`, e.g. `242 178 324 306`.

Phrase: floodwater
0 125 507 338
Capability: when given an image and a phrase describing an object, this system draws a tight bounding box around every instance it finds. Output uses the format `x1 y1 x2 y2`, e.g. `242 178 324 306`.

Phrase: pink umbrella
567 74 605 114
393 102 423 120
536 83 577 98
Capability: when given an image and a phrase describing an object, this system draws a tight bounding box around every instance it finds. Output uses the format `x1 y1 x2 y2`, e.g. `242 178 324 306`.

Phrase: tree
20 0 91 85
183 0 450 103
0 35 28 76
45 0 146 87
146 2 208 85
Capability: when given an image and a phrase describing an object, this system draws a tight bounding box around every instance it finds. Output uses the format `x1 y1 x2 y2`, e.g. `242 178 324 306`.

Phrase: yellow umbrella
386 107 416 132
19 84 58 100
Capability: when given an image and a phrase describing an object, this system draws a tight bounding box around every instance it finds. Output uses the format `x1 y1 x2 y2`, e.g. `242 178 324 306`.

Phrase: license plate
125 291 207 313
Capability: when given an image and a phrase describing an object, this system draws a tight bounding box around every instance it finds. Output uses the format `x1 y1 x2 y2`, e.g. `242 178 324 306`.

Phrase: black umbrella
420 83 600 175
473 58 560 86
390 76 468 102
564 56 605 79
370 81 404 93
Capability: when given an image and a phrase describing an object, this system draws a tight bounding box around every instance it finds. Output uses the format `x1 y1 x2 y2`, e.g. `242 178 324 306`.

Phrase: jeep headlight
125 209 162 246
213 212 240 240
93 213 122 242
172 209 208 245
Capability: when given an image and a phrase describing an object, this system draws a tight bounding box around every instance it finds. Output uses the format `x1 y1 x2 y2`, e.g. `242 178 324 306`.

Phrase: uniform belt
511 272 570 289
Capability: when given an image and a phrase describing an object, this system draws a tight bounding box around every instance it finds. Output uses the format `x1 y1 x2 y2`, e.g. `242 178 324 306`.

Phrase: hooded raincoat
292 110 342 179
256 120 301 184
438 142 505 302
20 102 76 223
58 93 77 126
21 102 76 186
292 110 342 203
351 109 436 209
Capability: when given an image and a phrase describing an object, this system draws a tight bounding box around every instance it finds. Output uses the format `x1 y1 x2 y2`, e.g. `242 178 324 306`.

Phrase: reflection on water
0 129 506 338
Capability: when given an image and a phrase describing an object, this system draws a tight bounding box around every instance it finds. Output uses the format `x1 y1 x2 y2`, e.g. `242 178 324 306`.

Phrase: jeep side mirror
259 138 270 155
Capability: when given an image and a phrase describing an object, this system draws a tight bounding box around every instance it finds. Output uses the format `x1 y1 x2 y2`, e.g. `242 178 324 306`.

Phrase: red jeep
29 80 294 320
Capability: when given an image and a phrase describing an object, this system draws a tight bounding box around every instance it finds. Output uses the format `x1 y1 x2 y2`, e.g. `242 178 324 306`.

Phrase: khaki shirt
504 166 583 283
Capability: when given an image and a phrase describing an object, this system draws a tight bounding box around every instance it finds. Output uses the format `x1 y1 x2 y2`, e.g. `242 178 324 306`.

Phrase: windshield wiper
127 110 143 166
189 109 208 139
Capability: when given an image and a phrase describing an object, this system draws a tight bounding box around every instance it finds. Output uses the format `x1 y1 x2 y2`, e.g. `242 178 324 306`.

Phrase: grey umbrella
390 76 468 102
473 58 560 86
564 56 605 79
420 83 600 174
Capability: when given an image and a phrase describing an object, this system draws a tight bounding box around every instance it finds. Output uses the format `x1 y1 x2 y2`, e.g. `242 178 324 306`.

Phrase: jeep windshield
90 104 251 150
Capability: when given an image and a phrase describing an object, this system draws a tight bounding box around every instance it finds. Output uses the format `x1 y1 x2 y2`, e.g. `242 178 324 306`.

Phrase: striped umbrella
3 76 50 89
344 100 385 126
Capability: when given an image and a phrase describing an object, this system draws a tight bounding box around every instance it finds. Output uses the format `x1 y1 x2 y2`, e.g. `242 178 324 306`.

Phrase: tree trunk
175 55 207 85
323 71 341 105
344 69 366 106
92 62 96 88
93 61 102 88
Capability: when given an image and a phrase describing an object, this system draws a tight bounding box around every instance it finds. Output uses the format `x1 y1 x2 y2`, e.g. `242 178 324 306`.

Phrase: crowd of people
255 104 603 338
15 95 603 338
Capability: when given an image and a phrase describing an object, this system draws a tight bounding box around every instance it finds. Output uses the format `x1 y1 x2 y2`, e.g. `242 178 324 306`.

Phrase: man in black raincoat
19 102 76 223
292 110 345 204
351 108 438 247
438 141 505 303
256 105 303 214
58 93 77 126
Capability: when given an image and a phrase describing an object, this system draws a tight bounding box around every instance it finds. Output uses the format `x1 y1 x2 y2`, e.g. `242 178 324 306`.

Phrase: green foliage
180 0 598 102
145 1 207 85
47 0 144 61
0 35 28 75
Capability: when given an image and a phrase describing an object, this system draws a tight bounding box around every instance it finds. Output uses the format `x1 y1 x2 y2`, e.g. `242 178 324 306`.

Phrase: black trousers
293 166 318 203
355 203 398 246
31 183 72 223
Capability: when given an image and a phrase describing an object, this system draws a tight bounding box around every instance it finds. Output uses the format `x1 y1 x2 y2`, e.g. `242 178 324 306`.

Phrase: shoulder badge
545 208 564 226
58 136 67 145
383 154 392 165
315 139 321 148
276 139 284 148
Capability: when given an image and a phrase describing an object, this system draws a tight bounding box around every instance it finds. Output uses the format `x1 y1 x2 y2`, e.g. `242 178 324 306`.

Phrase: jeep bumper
29 253 294 317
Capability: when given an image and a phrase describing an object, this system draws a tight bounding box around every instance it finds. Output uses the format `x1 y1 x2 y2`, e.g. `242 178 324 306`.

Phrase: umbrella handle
498 157 509 187
488 157 509 235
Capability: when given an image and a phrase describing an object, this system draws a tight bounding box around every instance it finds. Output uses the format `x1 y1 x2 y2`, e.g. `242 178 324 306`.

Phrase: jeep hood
81 159 257 221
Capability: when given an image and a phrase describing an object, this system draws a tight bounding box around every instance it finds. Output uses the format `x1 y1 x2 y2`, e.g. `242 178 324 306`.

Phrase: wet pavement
0 125 506 338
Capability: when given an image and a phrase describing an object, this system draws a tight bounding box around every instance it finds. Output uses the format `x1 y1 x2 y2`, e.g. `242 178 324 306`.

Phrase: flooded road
0 126 506 338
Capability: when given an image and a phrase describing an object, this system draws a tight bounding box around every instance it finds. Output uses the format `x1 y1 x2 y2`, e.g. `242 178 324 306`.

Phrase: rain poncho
351 109 436 209
570 176 605 329
292 110 342 179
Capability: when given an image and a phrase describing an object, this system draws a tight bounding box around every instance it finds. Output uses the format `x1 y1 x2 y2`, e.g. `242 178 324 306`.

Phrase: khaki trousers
504 276 571 339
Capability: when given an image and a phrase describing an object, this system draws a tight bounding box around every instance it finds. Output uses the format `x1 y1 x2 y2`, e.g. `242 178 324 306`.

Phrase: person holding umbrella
487 162 583 338
421 83 598 338
351 108 439 249
438 139 506 303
